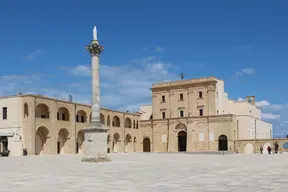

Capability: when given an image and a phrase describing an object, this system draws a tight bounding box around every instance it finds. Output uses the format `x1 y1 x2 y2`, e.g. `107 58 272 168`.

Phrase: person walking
267 146 271 154
260 146 263 154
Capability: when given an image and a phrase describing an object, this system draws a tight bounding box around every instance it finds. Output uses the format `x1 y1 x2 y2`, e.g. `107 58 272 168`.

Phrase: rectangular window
180 93 183 100
2 107 7 120
199 109 203 116
57 112 59 120
81 116 84 123
62 113 65 121
199 91 203 98
162 112 166 119
162 95 165 102
180 110 184 117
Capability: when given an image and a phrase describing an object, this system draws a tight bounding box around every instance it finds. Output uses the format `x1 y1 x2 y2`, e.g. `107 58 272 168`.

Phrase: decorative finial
93 26 97 40
179 72 185 80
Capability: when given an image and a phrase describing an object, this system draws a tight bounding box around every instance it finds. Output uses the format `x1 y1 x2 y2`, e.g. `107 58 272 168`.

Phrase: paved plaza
1 153 288 192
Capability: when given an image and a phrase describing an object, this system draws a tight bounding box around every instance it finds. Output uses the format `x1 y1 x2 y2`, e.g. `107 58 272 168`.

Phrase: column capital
86 40 104 56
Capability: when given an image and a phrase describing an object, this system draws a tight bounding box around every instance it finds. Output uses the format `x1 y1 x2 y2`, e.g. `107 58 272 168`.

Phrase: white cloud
26 50 43 61
155 46 164 52
65 57 178 111
261 112 280 120
256 100 270 108
69 65 91 76
237 97 245 101
235 68 255 76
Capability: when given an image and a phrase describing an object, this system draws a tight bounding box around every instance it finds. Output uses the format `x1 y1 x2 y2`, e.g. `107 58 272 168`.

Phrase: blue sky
0 1 288 137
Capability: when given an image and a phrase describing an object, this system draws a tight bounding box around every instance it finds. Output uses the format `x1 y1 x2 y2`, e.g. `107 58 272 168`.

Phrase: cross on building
179 72 185 80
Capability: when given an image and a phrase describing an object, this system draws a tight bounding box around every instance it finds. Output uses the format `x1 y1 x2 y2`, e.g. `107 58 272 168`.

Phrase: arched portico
218 135 228 151
35 126 49 155
57 128 69 154
124 134 132 152
113 133 121 152
76 110 87 123
263 143 272 154
35 104 49 119
57 107 70 121
76 130 84 154
113 116 120 127
124 118 132 128
244 143 254 154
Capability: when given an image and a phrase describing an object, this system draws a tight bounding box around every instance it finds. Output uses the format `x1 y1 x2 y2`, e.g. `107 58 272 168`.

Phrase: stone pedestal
81 122 111 163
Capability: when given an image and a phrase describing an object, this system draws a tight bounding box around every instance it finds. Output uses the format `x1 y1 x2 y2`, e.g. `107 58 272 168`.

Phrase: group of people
260 142 279 154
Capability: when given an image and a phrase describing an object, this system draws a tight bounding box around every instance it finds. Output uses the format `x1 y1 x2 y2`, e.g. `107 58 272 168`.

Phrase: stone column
81 27 111 163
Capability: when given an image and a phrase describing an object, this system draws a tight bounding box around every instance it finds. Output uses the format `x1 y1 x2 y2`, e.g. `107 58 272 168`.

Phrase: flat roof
151 76 222 89
0 94 140 116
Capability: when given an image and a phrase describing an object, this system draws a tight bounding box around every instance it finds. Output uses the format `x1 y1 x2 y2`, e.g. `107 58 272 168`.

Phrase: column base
81 122 111 163
81 156 111 163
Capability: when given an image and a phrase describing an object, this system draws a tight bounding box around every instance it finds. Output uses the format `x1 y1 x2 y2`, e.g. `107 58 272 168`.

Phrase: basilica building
0 76 288 156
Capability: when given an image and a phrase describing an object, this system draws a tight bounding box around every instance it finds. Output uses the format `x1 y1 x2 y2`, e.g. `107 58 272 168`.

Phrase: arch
35 104 49 119
178 131 187 152
35 126 49 155
76 130 84 154
100 113 105 125
107 115 111 126
112 116 120 127
263 143 272 154
143 137 151 152
283 142 288 152
244 143 254 154
76 110 87 123
57 107 70 121
124 134 132 152
124 117 132 128
57 128 69 154
112 133 121 152
175 123 187 132
24 103 29 118
0 136 8 153
218 135 228 151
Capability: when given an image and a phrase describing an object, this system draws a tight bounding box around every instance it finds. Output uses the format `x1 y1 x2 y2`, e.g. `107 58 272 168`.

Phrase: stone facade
0 94 140 156
1 77 288 156
138 76 288 153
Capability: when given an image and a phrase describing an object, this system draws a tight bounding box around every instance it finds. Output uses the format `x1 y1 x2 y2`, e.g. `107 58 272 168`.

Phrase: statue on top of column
93 26 97 40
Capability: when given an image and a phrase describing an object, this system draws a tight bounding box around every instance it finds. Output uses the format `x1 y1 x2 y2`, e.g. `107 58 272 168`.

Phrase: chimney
246 96 255 105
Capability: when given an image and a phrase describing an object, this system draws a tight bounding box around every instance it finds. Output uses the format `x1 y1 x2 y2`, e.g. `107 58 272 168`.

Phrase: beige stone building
1 76 288 156
138 77 288 154
0 94 141 156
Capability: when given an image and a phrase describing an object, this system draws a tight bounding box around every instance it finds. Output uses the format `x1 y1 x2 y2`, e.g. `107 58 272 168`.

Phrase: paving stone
0 153 288 191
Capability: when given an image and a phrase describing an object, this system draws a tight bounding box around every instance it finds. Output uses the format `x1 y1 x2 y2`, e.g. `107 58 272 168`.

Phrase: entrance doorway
178 131 187 152
218 135 228 151
143 138 151 152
